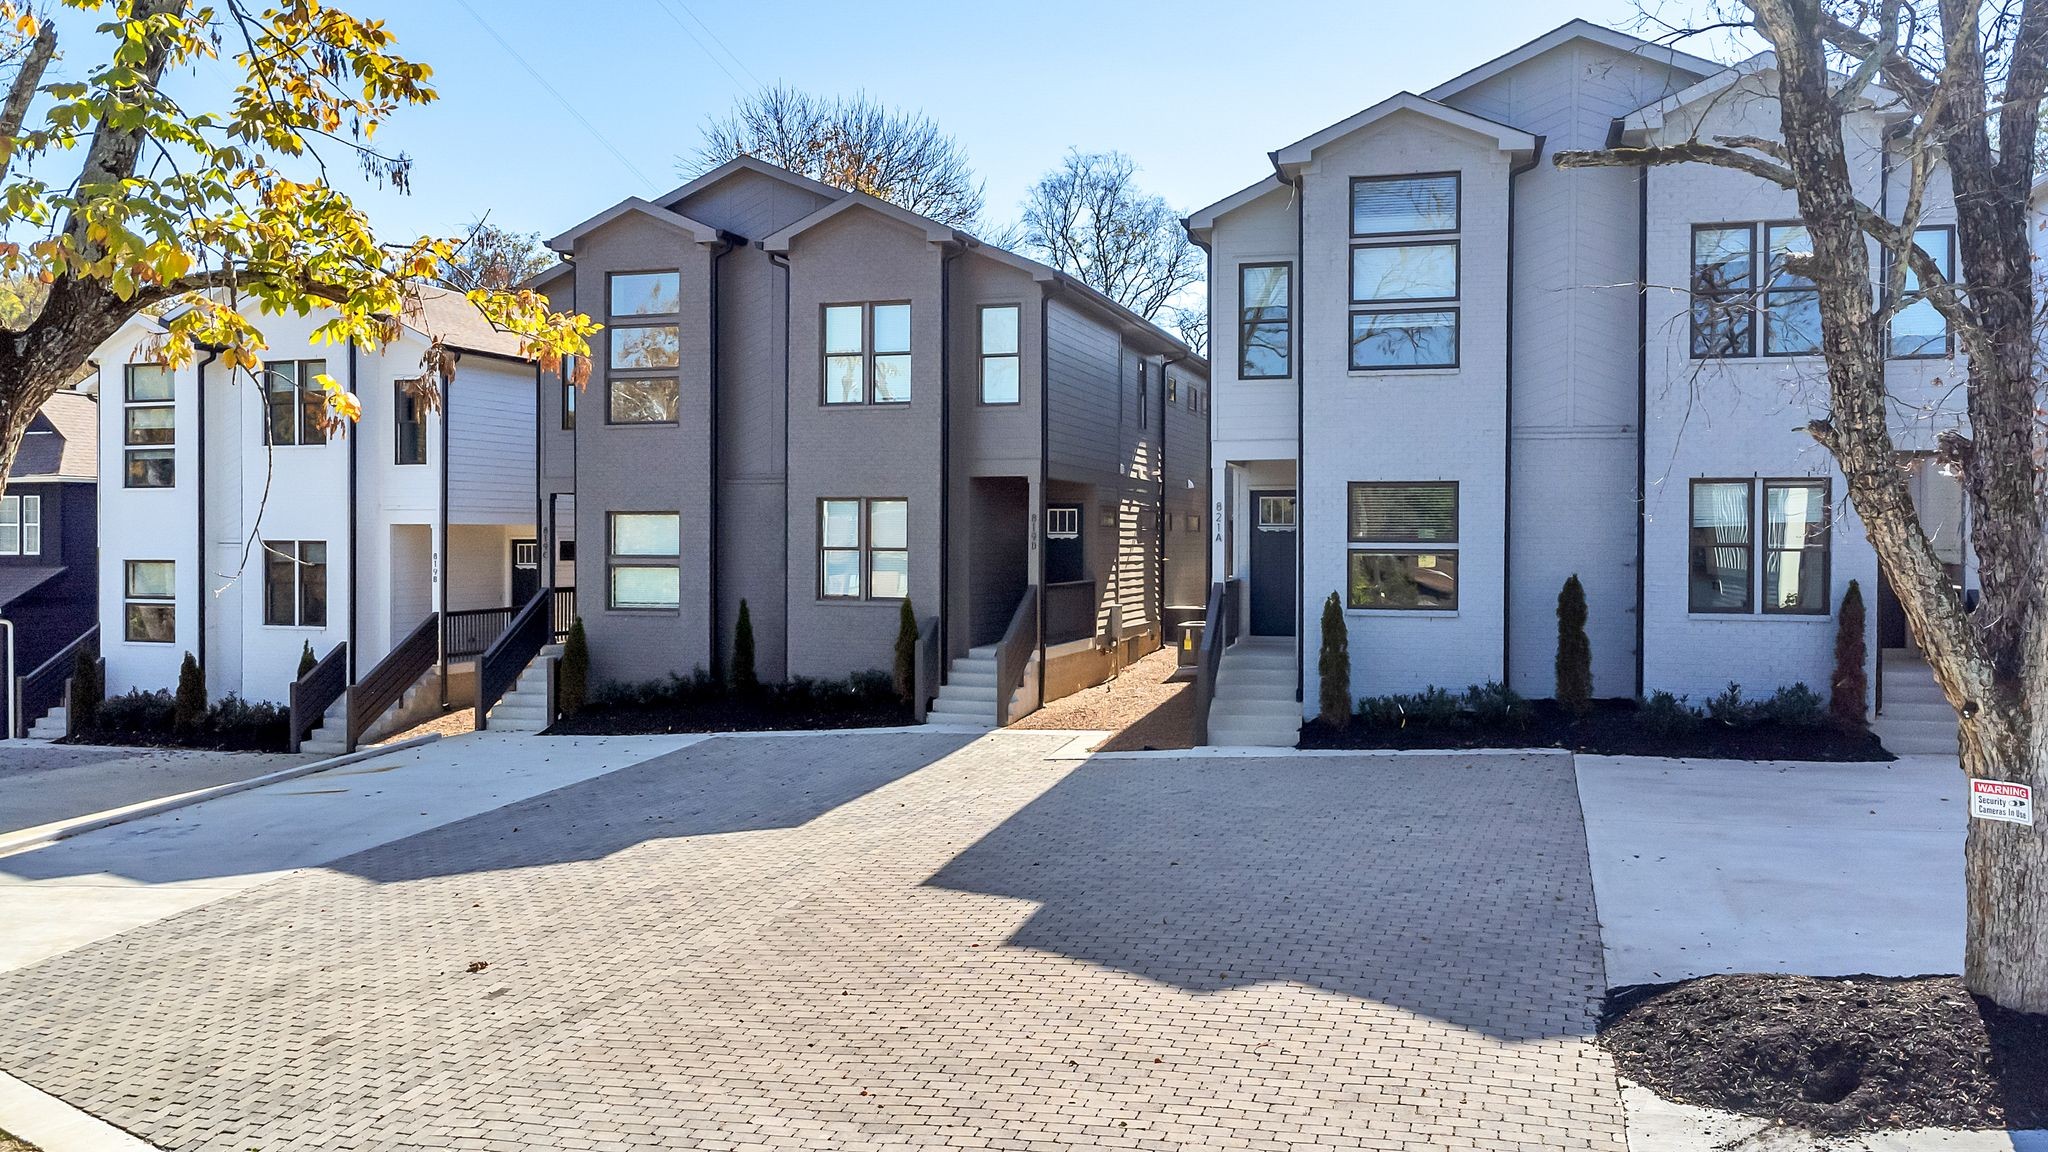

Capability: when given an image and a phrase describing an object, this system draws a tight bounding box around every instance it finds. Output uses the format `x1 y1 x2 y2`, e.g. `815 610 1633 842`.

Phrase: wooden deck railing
15 625 96 738
346 612 439 751
1192 578 1241 747
477 590 552 731
288 641 349 752
1042 580 1097 646
993 588 1039 728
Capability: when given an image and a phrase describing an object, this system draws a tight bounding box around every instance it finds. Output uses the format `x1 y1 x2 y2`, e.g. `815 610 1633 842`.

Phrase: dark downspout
707 233 739 676
194 348 218 681
939 241 964 675
1292 174 1305 703
1038 288 1051 709
439 353 455 708
347 338 359 681
1634 165 1650 699
770 249 793 679
1503 138 1545 685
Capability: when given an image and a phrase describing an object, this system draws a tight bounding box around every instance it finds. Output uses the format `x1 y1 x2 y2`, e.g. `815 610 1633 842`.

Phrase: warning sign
1969 779 2035 827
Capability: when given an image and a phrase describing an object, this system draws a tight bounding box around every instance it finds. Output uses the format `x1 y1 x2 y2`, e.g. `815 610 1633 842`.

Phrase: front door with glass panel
1249 490 1296 636
510 538 540 606
1045 504 1084 585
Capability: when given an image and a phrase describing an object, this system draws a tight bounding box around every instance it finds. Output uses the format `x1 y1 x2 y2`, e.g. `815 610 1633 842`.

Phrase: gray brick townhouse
530 157 1209 725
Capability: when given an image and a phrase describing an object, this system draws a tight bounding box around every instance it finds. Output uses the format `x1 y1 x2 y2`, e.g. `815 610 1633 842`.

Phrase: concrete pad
0 732 705 973
0 745 313 835
1577 754 1965 985
1622 1082 2048 1150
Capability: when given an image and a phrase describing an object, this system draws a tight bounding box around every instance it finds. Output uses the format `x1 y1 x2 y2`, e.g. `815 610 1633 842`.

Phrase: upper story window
607 512 680 610
608 275 681 425
1690 223 1821 358
0 494 41 556
395 384 427 465
1890 225 1954 358
123 364 174 488
610 271 681 316
560 355 578 430
264 540 328 627
1350 174 1460 370
824 303 911 405
1238 263 1291 379
979 304 1020 404
1136 362 1149 428
1347 481 1458 610
264 359 329 446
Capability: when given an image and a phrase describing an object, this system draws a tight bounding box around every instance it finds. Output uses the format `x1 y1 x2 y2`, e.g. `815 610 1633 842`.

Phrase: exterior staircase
928 646 1000 729
26 704 65 741
483 644 559 733
1875 649 1960 757
1206 636 1302 747
299 694 350 757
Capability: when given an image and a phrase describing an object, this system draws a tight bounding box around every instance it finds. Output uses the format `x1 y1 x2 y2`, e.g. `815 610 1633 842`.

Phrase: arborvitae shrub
70 642 103 731
1831 580 1869 727
558 617 589 717
894 599 919 704
297 639 317 680
173 651 206 734
1556 574 1592 716
1317 592 1351 727
730 599 758 695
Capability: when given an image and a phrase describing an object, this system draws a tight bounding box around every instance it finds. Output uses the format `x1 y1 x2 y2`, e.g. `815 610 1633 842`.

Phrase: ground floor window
264 540 328 627
1346 481 1458 610
1688 477 1830 615
608 512 680 609
820 498 908 599
125 560 175 642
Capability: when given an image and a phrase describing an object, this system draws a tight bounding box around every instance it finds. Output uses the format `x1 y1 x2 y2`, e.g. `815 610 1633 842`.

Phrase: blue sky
40 0 1687 246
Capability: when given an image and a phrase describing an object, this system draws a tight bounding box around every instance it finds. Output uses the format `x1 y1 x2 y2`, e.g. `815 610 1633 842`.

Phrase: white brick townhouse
1185 20 1969 747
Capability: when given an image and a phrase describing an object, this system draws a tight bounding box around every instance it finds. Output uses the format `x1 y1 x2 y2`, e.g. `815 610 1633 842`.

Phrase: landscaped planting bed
546 670 910 736
1602 974 2048 1134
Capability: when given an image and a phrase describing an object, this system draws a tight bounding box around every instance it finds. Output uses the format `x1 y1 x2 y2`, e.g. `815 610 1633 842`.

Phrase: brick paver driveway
0 733 1621 1150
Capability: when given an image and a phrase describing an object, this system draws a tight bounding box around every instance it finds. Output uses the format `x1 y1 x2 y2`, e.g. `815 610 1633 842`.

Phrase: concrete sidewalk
0 744 314 836
0 732 706 974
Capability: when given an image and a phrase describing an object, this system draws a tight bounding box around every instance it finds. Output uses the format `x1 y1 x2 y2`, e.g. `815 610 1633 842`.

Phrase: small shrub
1638 690 1701 738
894 598 918 704
1761 682 1826 727
69 644 103 731
1411 685 1459 727
94 688 176 737
297 640 317 681
1555 574 1592 716
730 600 757 695
1463 681 1532 729
173 652 207 734
1703 682 1760 729
1357 693 1407 729
1831 580 1869 727
1317 592 1351 727
558 617 589 717
208 695 289 750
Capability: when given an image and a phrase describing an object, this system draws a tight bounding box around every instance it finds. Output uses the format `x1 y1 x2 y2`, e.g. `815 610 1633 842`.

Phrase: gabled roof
1425 19 1721 102
1183 176 1290 241
407 286 532 360
522 260 573 292
1270 92 1539 176
546 197 723 254
11 390 96 481
760 191 958 252
1620 51 1903 135
655 154 846 211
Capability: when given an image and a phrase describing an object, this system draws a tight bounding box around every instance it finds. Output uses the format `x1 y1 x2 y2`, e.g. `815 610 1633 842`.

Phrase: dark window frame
1346 549 1462 612
606 269 683 319
1345 480 1460 612
123 364 176 489
1346 481 1459 543
1137 362 1149 429
261 358 331 447
1688 477 1757 614
1348 306 1462 371
1349 172 1463 238
977 303 1022 406
821 301 914 407
123 559 176 643
605 510 681 612
1760 477 1832 616
1689 222 1759 360
1760 220 1822 358
604 375 681 426
1348 238 1462 305
263 539 328 627
1887 224 1956 360
394 382 428 465
1237 261 1293 380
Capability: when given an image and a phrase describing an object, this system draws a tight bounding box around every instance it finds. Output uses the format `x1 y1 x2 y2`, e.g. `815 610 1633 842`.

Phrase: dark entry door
510 538 540 606
1045 503 1084 585
1248 490 1296 636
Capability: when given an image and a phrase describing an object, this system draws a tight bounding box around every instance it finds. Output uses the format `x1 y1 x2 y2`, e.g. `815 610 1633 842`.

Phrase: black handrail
444 607 514 657
912 614 939 723
477 589 552 731
288 641 349 752
1043 580 1097 646
1192 578 1241 746
994 587 1038 728
16 624 96 738
347 612 439 751
551 587 577 642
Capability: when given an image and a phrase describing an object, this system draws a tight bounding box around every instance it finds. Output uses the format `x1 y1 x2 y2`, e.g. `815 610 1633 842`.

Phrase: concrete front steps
299 694 350 757
1875 649 1960 756
26 704 66 741
1206 636 1302 748
484 644 560 734
928 647 1000 730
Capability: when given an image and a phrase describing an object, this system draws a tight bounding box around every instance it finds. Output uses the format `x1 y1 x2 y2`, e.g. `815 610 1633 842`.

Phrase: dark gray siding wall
0 481 97 670
783 209 945 680
713 244 790 682
1162 363 1210 610
674 167 833 240
535 271 578 608
569 214 716 686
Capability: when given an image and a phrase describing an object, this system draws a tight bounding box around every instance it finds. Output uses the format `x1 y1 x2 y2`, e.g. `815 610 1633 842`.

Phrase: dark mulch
1602 974 2048 1134
546 702 910 736
1298 699 1893 761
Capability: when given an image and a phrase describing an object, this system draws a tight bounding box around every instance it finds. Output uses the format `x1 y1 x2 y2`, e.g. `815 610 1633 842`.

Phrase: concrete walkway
0 744 314 836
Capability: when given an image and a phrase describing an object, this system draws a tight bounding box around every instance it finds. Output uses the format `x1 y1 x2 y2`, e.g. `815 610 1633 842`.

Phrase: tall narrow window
1890 225 1954 358
263 359 330 446
1689 480 1754 612
824 305 865 405
124 560 176 643
1347 482 1458 610
1763 480 1830 614
980 305 1020 404
868 498 908 598
872 304 911 403
124 364 175 488
1239 263 1291 379
1350 174 1460 370
607 512 680 609
607 273 681 425
823 303 912 405
820 499 864 597
264 541 328 627
1136 362 1148 428
395 384 427 465
1691 226 1755 358
1763 223 1820 356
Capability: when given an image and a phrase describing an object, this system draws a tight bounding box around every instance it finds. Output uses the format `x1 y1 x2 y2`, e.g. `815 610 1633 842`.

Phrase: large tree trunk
1962 717 2048 1010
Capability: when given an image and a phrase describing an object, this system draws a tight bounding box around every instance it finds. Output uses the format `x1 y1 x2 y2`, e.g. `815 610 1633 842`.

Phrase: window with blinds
1351 173 1459 236
1347 482 1457 543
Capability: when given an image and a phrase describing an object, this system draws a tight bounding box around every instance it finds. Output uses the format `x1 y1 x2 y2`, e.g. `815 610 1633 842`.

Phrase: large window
1347 482 1458 610
395 384 427 465
980 305 1020 404
607 512 680 610
823 303 911 405
1763 479 1830 615
1890 225 1954 358
0 494 40 556
1691 223 1822 358
123 364 174 488
819 498 908 600
263 359 329 446
1350 174 1460 370
608 274 681 425
1238 263 1292 379
1689 480 1754 612
263 540 328 627
609 271 681 316
124 560 175 643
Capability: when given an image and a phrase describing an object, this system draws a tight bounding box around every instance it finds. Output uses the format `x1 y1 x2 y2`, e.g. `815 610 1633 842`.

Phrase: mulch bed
546 702 910 736
1298 699 1893 761
1602 974 2048 1134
